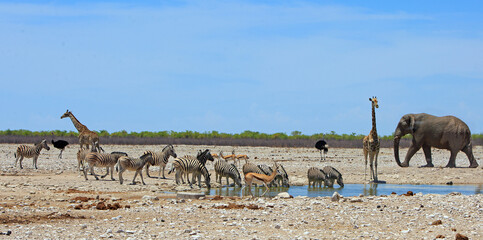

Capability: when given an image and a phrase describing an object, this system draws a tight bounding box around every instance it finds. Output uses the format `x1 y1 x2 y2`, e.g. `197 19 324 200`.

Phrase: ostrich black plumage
315 139 328 161
51 139 69 159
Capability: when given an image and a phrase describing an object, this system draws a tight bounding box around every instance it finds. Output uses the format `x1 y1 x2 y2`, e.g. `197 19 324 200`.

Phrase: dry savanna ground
0 143 481 239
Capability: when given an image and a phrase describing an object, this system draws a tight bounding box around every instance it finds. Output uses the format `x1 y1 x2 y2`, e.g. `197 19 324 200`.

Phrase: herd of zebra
13 139 344 193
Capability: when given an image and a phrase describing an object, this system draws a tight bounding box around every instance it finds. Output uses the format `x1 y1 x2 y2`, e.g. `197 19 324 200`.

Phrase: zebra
143 144 177 179
323 166 344 187
256 164 289 187
83 152 127 181
76 148 90 171
307 167 327 187
242 162 266 187
118 153 151 185
214 159 242 187
257 164 279 187
14 139 50 169
276 164 290 187
168 150 213 188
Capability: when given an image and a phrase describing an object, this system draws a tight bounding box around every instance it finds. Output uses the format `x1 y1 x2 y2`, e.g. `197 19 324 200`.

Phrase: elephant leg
445 150 458 168
420 145 434 167
402 143 422 167
462 144 479 168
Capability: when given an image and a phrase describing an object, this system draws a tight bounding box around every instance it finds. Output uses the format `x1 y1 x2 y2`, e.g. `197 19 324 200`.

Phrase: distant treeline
0 129 482 148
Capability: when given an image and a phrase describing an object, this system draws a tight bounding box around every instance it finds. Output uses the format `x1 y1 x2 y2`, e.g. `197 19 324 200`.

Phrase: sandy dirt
0 143 482 239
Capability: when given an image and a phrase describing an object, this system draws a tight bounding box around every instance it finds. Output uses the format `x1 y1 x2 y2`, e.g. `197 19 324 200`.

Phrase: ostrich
51 138 69 159
315 139 328 161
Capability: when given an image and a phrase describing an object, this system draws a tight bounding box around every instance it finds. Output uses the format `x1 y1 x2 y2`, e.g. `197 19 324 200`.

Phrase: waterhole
205 183 482 198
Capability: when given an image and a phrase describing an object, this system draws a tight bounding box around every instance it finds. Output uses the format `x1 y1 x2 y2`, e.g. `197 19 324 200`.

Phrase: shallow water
206 183 482 198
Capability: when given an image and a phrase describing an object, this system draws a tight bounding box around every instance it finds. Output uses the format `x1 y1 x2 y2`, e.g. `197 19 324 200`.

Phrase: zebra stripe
15 139 50 169
276 164 290 187
76 148 92 171
118 154 151 185
169 155 211 188
307 167 327 187
242 162 265 176
323 166 344 187
144 144 177 179
214 159 242 187
257 164 288 187
242 163 267 187
84 152 127 181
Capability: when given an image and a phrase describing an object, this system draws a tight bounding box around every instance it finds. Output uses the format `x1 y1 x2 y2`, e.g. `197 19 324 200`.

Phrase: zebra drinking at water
84 152 127 181
242 162 267 187
143 144 177 179
275 164 290 187
118 153 151 185
14 139 50 169
214 159 242 187
168 149 213 188
323 166 344 187
307 167 327 187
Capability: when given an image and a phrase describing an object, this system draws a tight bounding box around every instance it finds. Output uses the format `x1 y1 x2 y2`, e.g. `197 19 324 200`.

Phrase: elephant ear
408 115 416 133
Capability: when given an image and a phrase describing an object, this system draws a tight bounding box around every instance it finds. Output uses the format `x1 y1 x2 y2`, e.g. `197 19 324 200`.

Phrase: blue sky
0 0 482 136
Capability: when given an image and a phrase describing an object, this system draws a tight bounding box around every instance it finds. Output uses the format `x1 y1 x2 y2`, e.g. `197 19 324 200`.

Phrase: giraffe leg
374 150 379 182
369 152 375 182
363 147 368 182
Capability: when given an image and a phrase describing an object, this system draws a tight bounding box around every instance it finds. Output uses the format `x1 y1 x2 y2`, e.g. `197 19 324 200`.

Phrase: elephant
394 113 478 168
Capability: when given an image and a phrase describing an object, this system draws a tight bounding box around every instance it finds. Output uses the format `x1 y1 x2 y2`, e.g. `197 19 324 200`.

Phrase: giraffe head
61 110 72 119
369 97 379 108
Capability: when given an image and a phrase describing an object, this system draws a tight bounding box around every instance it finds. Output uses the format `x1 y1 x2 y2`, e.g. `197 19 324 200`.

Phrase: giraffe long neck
68 114 88 132
371 102 377 137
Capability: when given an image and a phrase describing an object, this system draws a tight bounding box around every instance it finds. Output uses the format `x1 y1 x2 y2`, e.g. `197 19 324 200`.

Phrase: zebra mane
196 149 213 165
162 144 173 152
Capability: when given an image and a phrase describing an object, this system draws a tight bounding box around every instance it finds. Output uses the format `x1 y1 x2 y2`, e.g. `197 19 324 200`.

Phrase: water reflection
476 184 482 194
206 183 481 198
363 183 379 196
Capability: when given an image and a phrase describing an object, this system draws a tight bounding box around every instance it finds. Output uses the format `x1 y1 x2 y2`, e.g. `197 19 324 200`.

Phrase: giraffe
60 110 103 152
363 97 380 182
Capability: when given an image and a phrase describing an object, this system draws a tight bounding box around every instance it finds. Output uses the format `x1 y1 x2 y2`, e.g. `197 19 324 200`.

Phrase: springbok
243 162 278 197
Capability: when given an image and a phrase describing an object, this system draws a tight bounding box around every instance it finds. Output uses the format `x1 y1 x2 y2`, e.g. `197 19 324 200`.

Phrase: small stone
331 192 341 202
142 195 159 201
435 235 445 238
455 233 468 240
431 220 442 225
276 192 292 198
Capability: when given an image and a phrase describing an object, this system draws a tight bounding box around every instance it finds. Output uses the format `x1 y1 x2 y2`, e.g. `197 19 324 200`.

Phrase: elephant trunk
394 136 403 167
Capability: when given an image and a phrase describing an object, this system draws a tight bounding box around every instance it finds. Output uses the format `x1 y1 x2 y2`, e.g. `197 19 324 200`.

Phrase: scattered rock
177 192 205 200
401 191 414 196
448 192 461 196
435 234 445 238
142 195 159 201
276 192 292 198
431 220 442 225
331 192 341 202
96 202 107 210
446 181 453 185
455 233 468 240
